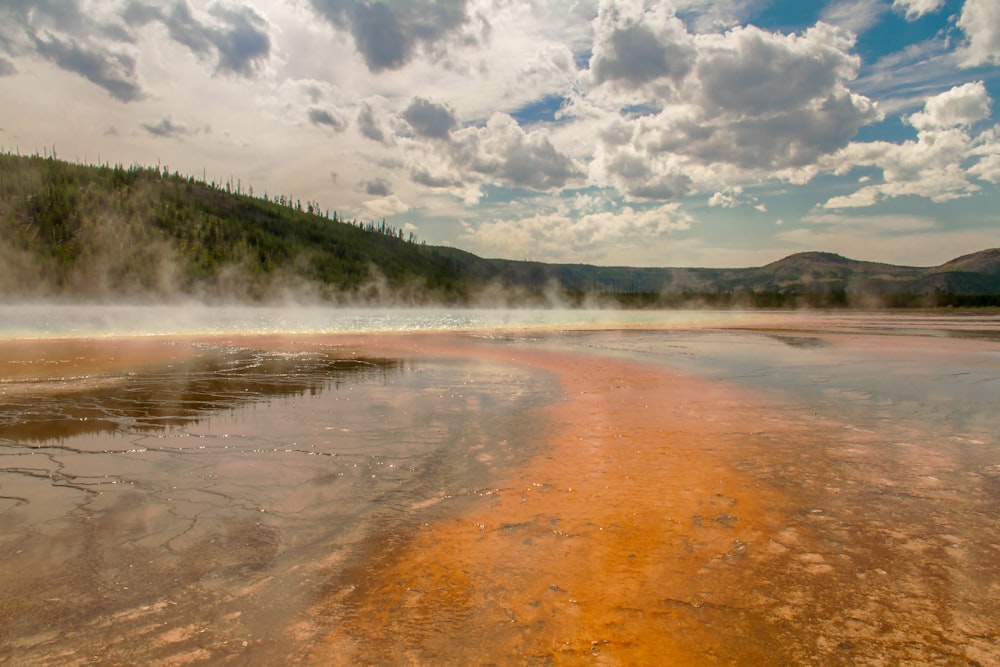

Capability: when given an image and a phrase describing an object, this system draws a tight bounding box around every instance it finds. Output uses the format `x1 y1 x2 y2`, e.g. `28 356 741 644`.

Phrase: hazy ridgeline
2 152 999 308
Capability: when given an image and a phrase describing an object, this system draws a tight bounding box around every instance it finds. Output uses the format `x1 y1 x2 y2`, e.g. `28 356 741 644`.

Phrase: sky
1 0 999 268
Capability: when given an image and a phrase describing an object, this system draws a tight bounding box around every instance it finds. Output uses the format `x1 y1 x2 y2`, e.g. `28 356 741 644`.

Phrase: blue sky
1 0 998 267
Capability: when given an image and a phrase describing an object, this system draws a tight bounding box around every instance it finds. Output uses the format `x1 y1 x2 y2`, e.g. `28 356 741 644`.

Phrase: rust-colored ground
3 330 997 665
303 335 794 665
0 337 202 394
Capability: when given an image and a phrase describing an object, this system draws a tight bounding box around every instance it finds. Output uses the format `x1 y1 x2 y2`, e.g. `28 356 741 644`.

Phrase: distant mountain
934 248 1000 274
434 247 1000 307
1 153 998 307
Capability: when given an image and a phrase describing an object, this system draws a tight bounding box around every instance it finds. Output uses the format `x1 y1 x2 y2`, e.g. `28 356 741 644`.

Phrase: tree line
0 150 463 302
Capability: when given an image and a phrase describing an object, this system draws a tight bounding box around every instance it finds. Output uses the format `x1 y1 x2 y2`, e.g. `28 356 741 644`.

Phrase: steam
0 302 768 340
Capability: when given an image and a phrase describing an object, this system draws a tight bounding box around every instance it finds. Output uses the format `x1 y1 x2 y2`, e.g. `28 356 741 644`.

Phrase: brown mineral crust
305 334 793 665
0 337 204 390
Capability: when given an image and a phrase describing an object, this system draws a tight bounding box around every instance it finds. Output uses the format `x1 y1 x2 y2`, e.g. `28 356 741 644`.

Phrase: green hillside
1 153 998 307
0 152 470 303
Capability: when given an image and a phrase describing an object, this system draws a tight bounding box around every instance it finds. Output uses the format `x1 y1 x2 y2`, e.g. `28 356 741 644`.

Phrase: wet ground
0 337 557 665
1 313 999 665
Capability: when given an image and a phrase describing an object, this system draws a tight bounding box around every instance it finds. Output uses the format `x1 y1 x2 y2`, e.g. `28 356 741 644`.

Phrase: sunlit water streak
3 303 999 340
0 303 757 338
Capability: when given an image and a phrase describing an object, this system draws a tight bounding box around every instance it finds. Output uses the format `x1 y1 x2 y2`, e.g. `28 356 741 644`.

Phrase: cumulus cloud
908 80 991 129
308 107 346 131
473 114 583 190
399 110 583 194
0 0 143 101
3 0 995 269
957 0 1000 67
32 32 143 102
358 101 388 142
365 178 391 196
708 186 766 211
124 1 272 76
204 4 272 75
142 116 192 139
892 0 945 21
0 0 271 101
0 0 87 44
969 146 1000 183
402 97 458 139
590 141 691 200
589 1 695 95
307 0 471 72
360 193 410 218
694 24 861 117
823 82 999 207
582 19 878 200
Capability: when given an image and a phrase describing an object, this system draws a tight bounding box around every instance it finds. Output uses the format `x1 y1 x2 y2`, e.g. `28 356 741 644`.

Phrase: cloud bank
1 0 998 267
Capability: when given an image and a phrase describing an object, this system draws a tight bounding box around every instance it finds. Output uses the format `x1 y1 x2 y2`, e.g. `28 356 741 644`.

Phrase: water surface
1 308 998 664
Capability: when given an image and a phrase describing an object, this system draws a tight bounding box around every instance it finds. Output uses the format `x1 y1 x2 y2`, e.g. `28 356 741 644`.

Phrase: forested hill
1 153 998 307
0 152 472 303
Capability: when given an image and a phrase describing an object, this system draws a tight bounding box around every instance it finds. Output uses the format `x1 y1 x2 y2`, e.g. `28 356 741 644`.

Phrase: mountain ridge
1 153 998 308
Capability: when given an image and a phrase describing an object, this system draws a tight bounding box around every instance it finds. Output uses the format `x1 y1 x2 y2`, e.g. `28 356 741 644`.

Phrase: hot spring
1 306 999 664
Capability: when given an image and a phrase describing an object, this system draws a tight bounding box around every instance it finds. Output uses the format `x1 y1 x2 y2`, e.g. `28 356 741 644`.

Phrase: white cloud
824 82 999 207
460 200 692 264
892 0 945 21
402 97 458 139
825 130 981 205
692 23 861 118
400 111 584 194
0 1 145 102
590 140 692 200
821 0 887 36
908 80 992 129
305 0 475 72
582 20 878 200
851 38 958 115
969 129 1000 182
709 187 742 208
671 0 768 33
359 194 410 219
1 0 997 270
357 99 391 143
957 0 1000 67
708 185 766 210
588 0 695 99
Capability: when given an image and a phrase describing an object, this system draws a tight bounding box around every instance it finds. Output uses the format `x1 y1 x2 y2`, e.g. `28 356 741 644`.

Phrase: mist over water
6 302 999 340
0 303 770 338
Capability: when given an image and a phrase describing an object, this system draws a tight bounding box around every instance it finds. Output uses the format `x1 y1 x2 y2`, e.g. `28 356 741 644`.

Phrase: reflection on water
562 327 1000 436
0 340 557 665
0 347 402 441
1 311 999 665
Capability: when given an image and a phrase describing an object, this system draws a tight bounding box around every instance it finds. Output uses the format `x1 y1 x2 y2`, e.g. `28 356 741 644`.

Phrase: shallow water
0 339 558 664
551 326 1000 664
0 303 763 338
1 309 999 664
